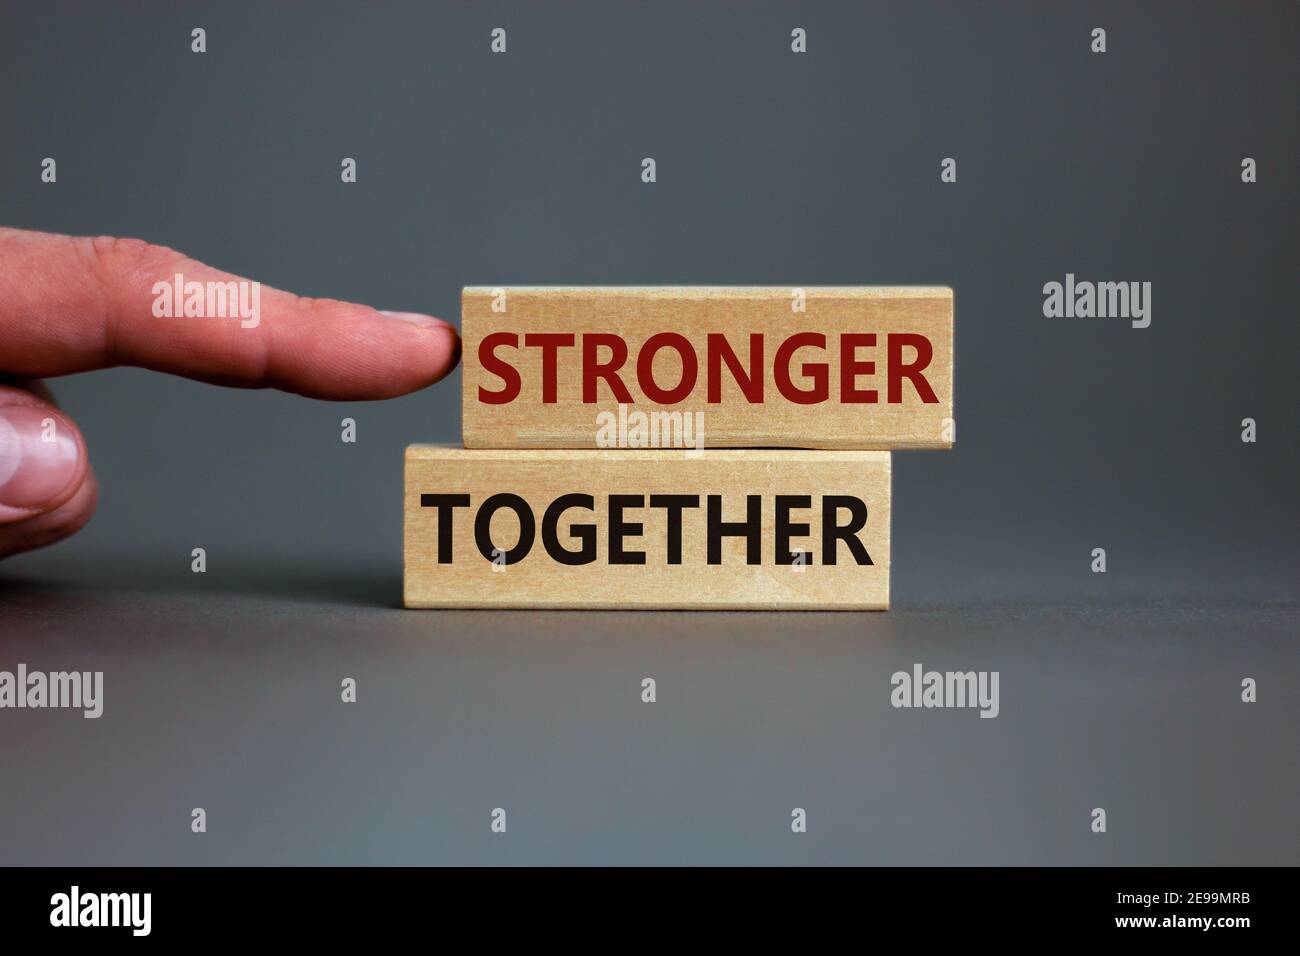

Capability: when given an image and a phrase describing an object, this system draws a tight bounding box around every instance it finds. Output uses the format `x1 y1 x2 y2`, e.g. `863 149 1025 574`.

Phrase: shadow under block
404 447 890 610
461 286 953 450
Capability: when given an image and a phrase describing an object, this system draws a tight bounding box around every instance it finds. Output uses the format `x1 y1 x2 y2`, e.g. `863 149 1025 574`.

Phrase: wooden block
461 286 952 450
404 447 890 610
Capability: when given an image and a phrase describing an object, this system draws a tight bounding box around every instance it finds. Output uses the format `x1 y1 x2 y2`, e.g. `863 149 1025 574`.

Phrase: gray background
1 1 1296 864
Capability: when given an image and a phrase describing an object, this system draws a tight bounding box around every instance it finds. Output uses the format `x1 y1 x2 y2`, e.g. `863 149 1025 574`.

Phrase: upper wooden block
461 286 953 450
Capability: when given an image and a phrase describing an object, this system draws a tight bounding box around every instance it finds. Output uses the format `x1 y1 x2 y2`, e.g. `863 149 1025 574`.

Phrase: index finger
0 227 459 399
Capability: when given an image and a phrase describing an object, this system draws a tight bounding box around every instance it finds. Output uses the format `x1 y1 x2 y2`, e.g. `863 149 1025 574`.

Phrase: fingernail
379 310 444 329
0 407 82 511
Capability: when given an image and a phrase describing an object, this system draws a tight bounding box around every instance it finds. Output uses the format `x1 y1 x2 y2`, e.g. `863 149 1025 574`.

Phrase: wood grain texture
461 286 953 450
404 446 890 610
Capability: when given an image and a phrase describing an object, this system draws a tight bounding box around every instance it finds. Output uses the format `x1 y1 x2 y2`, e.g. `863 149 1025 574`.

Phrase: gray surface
1 1 1298 864
2 569 1297 865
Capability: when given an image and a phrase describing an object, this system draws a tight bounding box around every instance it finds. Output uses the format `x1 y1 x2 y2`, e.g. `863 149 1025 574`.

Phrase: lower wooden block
404 447 890 610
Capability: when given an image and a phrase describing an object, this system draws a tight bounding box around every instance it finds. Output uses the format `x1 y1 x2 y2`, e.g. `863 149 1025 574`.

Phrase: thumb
0 382 97 557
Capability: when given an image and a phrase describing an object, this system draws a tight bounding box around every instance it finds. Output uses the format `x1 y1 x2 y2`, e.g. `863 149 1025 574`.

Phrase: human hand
0 226 460 559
